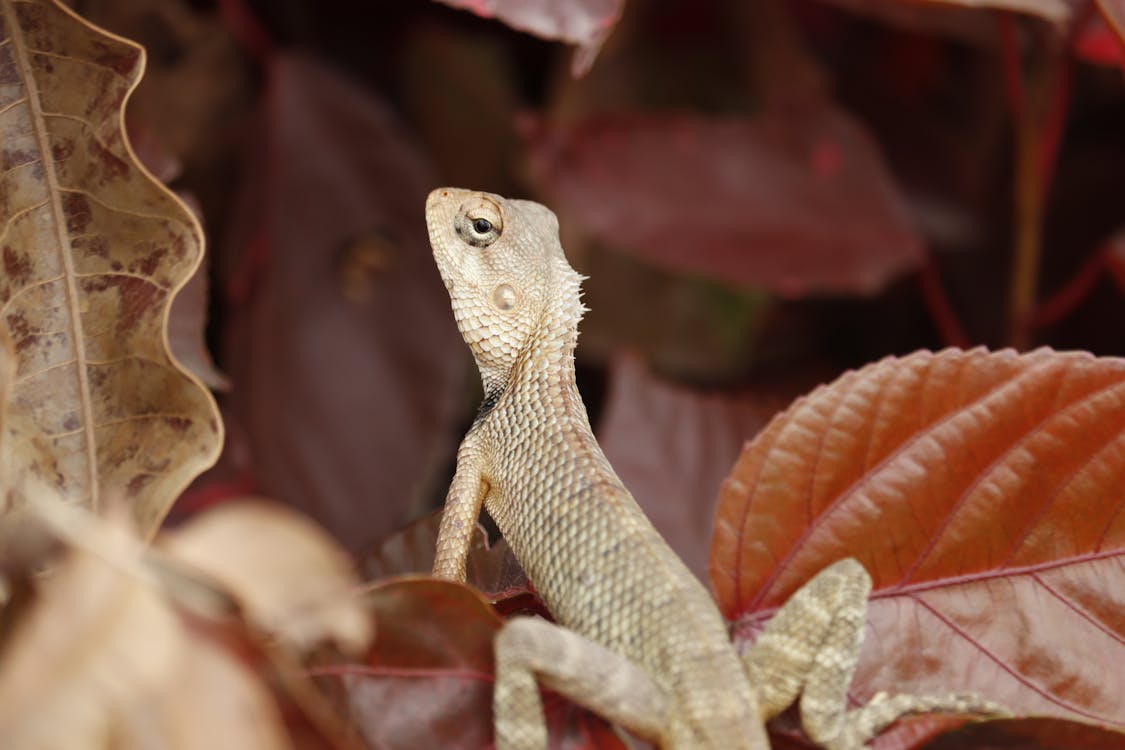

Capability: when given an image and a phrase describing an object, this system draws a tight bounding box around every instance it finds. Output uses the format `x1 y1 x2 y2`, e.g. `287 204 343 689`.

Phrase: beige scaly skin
425 188 1007 750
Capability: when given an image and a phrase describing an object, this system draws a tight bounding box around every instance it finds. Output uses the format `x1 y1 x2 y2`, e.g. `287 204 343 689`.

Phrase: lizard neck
476 265 586 420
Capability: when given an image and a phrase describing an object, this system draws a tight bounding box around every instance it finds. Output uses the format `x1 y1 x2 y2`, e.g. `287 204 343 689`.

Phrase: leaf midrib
4 0 99 509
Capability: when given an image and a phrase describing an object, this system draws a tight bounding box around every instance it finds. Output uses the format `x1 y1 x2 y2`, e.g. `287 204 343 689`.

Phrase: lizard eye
456 197 503 247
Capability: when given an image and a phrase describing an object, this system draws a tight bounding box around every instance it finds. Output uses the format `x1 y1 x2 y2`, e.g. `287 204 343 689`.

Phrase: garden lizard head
425 188 585 392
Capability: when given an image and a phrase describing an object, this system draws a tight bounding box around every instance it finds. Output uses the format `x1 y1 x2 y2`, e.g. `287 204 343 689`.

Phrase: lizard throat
473 301 583 428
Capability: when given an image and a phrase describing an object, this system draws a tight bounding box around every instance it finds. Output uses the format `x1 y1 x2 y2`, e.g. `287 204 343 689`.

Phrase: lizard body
425 188 1005 750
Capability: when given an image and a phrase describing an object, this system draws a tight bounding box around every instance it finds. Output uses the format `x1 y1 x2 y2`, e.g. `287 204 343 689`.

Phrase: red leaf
1075 8 1125 67
523 102 923 297
1096 0 1125 71
711 348 1125 730
317 579 623 749
431 0 623 75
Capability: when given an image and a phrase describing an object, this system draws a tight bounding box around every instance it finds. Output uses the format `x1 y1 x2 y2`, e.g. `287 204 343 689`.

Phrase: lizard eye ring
456 197 503 247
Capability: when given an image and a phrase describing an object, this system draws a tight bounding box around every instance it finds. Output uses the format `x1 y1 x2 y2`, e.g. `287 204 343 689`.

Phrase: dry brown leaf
0 0 222 534
0 280 61 520
0 538 291 750
160 500 373 655
820 0 1065 42
126 632 293 750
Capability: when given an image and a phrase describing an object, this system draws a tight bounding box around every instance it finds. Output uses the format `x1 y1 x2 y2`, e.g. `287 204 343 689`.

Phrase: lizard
424 187 1007 750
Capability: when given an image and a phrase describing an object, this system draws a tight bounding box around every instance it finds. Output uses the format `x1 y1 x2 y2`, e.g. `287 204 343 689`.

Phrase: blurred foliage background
72 0 1125 572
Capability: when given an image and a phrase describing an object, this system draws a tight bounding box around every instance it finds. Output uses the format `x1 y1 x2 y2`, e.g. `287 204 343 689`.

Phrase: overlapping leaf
0 0 221 534
317 578 624 750
712 348 1125 733
220 54 463 553
431 0 623 75
523 102 923 297
361 510 531 602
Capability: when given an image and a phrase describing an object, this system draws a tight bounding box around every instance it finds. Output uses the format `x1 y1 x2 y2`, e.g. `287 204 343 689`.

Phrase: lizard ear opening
491 283 518 311
456 197 504 247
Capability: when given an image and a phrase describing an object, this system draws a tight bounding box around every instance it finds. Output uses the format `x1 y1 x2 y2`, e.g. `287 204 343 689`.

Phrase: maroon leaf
361 511 531 602
923 717 1125 749
317 579 623 749
1075 3 1125 68
431 0 624 75
819 0 1069 40
598 355 812 580
1100 0 1125 62
523 101 923 297
218 53 465 553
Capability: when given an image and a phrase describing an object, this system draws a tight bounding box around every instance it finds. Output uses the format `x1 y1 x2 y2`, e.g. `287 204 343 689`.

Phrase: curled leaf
0 0 222 534
431 0 624 75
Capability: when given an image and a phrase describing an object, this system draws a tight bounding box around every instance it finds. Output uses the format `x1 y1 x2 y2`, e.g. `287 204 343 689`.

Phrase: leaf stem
1005 19 1066 350
1009 86 1044 350
1029 245 1108 330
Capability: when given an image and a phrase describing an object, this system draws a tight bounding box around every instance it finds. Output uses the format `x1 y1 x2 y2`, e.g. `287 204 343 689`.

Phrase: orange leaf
711 348 1125 729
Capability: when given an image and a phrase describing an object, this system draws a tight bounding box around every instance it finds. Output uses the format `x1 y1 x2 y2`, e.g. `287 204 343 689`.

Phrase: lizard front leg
494 617 669 750
433 438 488 582
744 558 1007 750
